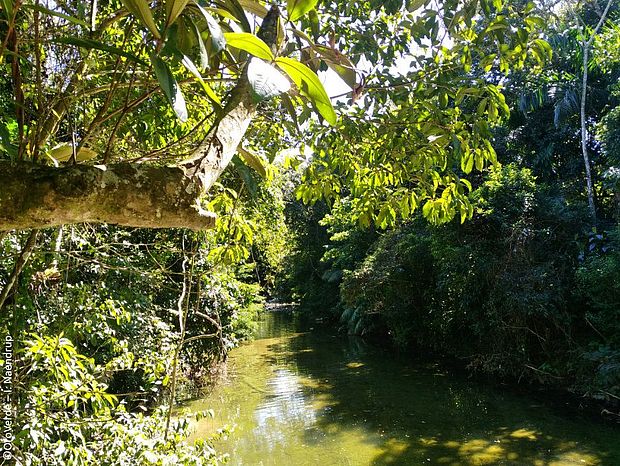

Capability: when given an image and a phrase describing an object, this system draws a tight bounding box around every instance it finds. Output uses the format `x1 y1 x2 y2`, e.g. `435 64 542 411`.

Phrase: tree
0 0 335 230
296 0 552 228
570 0 615 224
0 0 551 232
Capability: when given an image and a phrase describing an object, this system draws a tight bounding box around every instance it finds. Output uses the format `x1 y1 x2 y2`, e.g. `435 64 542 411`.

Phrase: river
188 311 620 465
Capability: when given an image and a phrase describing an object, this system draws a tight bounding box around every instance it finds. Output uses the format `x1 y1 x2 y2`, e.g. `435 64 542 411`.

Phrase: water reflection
253 368 317 452
188 312 620 465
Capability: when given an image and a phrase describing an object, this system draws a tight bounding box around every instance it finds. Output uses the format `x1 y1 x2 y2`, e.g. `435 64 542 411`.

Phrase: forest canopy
1 0 551 230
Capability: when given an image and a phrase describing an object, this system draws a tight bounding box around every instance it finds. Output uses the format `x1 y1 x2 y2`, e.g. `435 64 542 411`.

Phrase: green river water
188 311 620 465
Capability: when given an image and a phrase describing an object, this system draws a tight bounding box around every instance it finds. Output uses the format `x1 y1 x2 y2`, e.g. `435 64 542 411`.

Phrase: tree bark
0 6 281 232
0 162 215 230
580 41 597 224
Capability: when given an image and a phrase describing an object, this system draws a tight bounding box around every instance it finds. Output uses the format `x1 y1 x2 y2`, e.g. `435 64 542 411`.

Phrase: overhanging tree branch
0 162 215 230
0 6 281 232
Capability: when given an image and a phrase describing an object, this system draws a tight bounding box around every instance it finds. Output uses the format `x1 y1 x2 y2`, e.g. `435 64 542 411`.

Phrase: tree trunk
580 42 597 224
575 0 614 225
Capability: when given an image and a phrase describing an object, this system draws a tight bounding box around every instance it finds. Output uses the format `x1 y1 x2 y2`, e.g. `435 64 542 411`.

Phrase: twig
164 236 196 440
0 230 39 311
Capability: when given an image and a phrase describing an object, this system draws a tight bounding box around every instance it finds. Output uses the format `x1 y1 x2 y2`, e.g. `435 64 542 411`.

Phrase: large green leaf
121 0 161 38
224 32 273 61
166 0 190 26
275 57 336 125
247 58 290 102
54 37 148 66
286 0 318 22
151 54 188 122
180 54 222 106
195 4 227 53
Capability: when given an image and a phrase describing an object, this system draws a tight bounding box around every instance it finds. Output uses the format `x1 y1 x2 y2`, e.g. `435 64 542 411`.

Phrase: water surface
189 312 620 465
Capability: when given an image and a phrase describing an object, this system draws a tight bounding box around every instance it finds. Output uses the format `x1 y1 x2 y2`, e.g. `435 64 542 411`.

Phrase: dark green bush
575 229 620 396
313 165 618 395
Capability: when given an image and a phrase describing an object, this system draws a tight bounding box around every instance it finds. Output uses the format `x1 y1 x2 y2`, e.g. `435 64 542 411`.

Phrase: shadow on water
189 312 620 465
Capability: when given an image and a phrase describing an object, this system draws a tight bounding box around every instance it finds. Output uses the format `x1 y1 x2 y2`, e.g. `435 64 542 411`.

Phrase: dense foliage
2 174 289 463
2 0 620 463
282 0 620 407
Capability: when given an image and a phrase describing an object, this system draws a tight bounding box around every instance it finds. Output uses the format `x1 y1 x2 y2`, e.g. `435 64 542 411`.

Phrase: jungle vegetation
0 0 619 463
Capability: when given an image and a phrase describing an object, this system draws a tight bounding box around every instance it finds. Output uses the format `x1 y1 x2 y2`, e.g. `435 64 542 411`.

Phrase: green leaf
151 54 188 122
166 0 190 26
313 45 356 89
476 97 488 117
224 32 274 60
485 18 509 33
308 9 320 40
26 4 90 28
190 20 210 69
214 0 251 31
475 151 484 171
524 15 545 30
281 93 300 132
195 4 227 53
247 58 291 101
47 143 98 163
238 0 268 18
479 53 496 72
201 6 239 23
488 100 498 121
407 0 428 12
121 0 161 39
53 37 148 66
275 57 336 125
422 200 433 218
0 0 13 18
181 54 222 106
286 0 318 22
238 146 268 178
232 156 259 196
532 38 552 60
461 152 474 174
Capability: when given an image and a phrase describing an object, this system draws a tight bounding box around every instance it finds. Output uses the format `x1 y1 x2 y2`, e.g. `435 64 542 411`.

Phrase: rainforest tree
0 0 550 232
0 0 338 230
